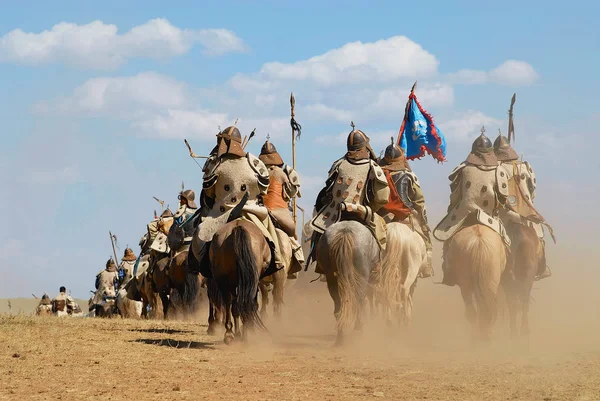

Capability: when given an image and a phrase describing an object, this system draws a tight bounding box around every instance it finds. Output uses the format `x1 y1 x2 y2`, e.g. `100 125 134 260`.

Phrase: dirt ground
1 266 600 401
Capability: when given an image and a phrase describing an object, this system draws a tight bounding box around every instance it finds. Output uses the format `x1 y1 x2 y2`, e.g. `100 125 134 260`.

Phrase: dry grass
1 264 600 400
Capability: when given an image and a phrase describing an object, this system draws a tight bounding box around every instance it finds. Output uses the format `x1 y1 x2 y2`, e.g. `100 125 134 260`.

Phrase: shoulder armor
283 164 301 198
449 162 467 181
247 153 270 189
404 171 420 188
328 158 344 177
496 165 509 197
369 160 388 185
203 172 218 190
398 174 415 210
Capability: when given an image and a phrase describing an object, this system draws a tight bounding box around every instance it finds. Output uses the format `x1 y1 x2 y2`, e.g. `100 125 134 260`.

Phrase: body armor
192 147 285 276
433 162 510 245
93 266 119 305
119 260 136 287
174 204 198 241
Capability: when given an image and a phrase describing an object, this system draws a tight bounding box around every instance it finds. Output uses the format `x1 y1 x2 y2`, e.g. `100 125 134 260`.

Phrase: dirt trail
1 263 600 401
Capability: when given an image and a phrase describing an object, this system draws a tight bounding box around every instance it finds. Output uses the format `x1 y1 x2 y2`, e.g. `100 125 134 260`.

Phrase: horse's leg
460 287 477 345
272 268 286 319
159 290 170 320
502 275 518 339
325 275 341 319
519 278 534 341
232 299 242 340
221 290 234 345
207 300 217 335
258 281 269 319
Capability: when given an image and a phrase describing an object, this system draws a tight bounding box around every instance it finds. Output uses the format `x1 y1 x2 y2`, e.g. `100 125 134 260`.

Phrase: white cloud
438 110 503 142
489 60 540 86
36 72 188 116
134 109 229 140
241 36 439 88
449 60 539 86
0 18 247 70
305 104 352 122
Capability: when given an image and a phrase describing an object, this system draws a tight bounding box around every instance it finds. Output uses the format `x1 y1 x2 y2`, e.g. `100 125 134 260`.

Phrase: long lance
290 92 302 225
109 231 119 268
396 81 417 145
507 93 516 143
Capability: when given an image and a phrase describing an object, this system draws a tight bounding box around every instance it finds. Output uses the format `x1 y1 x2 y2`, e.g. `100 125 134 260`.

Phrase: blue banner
398 96 447 162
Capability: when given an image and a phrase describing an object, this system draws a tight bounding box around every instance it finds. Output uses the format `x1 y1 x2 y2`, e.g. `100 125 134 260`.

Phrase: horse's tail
330 227 364 333
232 226 267 331
380 223 407 312
182 270 200 315
207 277 224 311
465 227 504 328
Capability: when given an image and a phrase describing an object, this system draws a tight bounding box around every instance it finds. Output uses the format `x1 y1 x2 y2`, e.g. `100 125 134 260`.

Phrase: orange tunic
263 178 288 210
379 169 411 222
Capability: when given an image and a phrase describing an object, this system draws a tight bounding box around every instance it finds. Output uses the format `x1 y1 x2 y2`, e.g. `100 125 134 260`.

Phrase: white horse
377 222 427 326
258 229 293 319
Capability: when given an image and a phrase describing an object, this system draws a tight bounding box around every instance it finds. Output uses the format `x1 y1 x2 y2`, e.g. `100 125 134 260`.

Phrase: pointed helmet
346 122 376 161
493 132 519 161
216 126 246 158
122 247 137 262
379 137 411 171
178 189 197 209
465 127 498 166
259 139 284 166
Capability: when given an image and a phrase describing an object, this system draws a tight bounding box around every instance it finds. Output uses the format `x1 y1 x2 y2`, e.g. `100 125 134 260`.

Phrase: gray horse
316 220 380 345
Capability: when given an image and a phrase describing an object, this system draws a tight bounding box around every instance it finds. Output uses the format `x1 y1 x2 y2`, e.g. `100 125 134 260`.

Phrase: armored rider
118 247 138 288
92 258 120 307
174 188 198 243
258 138 305 279
377 138 433 278
308 123 390 274
191 126 285 277
433 127 511 286
494 132 552 280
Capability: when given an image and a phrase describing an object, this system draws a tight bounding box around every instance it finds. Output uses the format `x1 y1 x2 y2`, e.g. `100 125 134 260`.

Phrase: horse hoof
224 334 234 345
207 326 216 336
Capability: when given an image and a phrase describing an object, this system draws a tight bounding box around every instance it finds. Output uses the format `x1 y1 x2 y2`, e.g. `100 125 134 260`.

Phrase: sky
1 0 599 298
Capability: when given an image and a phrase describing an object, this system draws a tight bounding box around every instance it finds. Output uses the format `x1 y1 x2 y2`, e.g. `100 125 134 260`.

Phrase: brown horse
447 224 507 343
502 224 543 340
167 249 205 320
209 219 272 344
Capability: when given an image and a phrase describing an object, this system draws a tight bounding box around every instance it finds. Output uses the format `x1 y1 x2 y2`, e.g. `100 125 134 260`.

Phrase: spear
396 81 417 145
109 231 119 269
508 93 516 143
290 92 302 225
184 139 209 159
242 128 256 149
153 196 165 211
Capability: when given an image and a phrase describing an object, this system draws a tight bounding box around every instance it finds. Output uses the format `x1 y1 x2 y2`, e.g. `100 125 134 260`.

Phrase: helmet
493 133 519 161
466 127 498 166
122 247 137 262
106 258 117 271
346 123 376 161
216 126 246 157
379 137 411 171
178 189 198 209
161 209 174 219
259 139 284 166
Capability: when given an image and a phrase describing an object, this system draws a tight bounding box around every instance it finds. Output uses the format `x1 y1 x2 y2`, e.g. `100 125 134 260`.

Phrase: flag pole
109 231 119 267
290 92 297 225
396 81 417 145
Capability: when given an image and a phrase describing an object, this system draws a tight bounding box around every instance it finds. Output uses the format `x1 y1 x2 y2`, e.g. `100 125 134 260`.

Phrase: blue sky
1 0 598 298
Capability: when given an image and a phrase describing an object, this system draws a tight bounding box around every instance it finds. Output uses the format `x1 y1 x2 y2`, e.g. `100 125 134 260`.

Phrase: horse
258 228 293 319
378 222 427 327
316 220 380 346
116 288 143 319
446 224 507 343
208 219 272 344
502 224 543 340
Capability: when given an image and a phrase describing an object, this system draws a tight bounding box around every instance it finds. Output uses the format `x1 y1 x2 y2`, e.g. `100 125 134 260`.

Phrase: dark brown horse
208 219 272 344
502 224 544 340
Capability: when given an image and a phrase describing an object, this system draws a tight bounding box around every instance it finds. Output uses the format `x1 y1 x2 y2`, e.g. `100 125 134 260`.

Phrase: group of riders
86 121 551 317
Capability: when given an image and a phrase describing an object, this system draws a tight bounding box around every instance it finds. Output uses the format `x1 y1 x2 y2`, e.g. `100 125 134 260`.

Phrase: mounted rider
36 294 53 315
52 286 77 316
191 125 285 278
173 187 198 242
92 258 120 306
118 247 138 288
308 123 390 274
377 138 433 278
433 127 510 286
494 132 552 280
259 138 305 279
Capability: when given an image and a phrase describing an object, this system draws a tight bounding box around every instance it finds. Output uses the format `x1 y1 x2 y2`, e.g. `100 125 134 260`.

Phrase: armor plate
434 164 508 244
311 158 371 233
197 155 270 242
